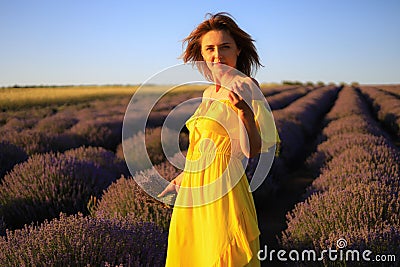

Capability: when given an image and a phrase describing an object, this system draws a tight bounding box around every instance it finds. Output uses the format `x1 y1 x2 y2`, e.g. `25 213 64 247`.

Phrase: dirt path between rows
255 165 315 266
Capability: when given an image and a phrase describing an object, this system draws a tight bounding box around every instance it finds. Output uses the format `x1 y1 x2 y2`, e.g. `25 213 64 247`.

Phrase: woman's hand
227 77 253 113
157 173 183 198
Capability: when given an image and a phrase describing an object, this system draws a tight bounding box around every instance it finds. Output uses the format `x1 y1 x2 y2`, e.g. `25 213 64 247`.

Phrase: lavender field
0 84 399 266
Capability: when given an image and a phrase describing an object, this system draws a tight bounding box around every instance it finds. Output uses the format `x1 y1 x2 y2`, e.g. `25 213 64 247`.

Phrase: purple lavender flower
93 175 173 231
0 151 118 229
0 213 167 266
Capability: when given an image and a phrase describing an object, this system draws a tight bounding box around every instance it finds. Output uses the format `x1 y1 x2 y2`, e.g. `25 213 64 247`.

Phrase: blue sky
0 0 399 86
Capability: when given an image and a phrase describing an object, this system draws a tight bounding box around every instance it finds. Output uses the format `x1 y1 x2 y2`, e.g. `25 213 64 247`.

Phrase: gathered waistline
187 151 243 161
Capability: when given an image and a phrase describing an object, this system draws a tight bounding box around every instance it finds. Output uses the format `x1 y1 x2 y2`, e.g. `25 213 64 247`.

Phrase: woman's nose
213 49 222 62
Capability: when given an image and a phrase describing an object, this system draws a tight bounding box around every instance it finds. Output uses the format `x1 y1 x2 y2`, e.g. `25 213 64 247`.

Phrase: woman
158 12 278 266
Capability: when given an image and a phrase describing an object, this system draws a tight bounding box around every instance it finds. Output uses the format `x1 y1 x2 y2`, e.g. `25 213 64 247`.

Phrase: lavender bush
92 175 173 231
358 86 400 136
324 88 371 122
309 169 399 199
93 151 185 230
2 129 57 155
145 127 169 164
2 117 37 132
281 182 400 257
374 85 400 96
272 86 340 165
306 87 398 174
324 144 399 175
0 152 117 229
0 213 167 266
69 120 120 151
2 127 83 155
272 114 305 164
320 115 383 138
308 145 399 194
306 133 394 172
281 86 340 137
145 89 203 128
117 127 184 174
0 141 28 180
142 154 185 201
266 86 311 110
146 111 169 128
35 113 78 134
63 146 129 178
117 131 156 172
153 153 185 182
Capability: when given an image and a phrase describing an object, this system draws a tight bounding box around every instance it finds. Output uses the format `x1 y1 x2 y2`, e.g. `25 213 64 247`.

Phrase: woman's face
201 30 240 73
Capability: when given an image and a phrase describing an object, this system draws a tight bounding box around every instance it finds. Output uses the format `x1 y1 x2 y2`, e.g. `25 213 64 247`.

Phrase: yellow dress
165 96 278 267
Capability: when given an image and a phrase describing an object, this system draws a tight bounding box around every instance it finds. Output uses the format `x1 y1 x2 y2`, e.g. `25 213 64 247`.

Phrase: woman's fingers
157 182 179 198
157 189 167 198
229 79 252 102
228 81 254 113
157 188 170 198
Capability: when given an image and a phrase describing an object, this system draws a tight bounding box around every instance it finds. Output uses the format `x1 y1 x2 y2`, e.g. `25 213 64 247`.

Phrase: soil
255 165 315 266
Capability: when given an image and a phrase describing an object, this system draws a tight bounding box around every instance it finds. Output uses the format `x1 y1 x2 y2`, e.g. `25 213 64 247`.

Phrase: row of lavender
0 90 197 160
0 91 197 182
0 123 188 229
366 85 400 97
0 147 128 229
0 144 182 265
251 85 340 200
262 85 300 97
0 98 127 155
281 86 400 263
358 85 400 137
267 85 313 110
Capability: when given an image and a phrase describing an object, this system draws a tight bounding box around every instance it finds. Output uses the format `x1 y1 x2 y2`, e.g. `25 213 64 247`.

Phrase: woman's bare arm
237 108 261 158
228 77 262 158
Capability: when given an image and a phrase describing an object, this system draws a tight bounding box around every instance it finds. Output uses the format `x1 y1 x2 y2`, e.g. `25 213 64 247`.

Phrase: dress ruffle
212 208 260 267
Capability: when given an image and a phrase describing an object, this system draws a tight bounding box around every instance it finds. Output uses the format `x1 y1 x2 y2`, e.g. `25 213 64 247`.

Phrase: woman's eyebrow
204 42 232 47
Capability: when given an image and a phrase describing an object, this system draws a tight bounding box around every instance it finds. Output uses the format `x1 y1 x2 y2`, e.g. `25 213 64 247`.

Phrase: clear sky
1 0 399 87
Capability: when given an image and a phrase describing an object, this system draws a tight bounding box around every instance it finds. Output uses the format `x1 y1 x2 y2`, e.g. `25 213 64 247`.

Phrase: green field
0 83 284 111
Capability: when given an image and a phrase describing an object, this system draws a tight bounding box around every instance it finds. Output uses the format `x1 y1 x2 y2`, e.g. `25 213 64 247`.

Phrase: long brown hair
182 12 262 80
